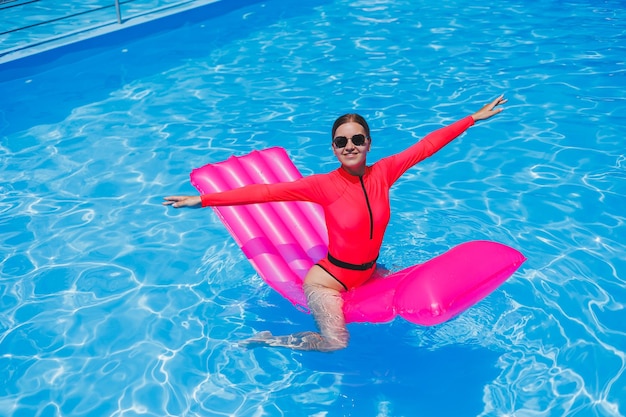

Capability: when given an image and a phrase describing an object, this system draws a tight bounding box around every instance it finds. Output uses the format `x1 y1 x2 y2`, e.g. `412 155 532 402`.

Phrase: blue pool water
1 0 625 416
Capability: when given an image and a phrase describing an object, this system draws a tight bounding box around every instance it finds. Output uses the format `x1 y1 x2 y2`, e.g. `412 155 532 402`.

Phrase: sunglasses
332 134 367 148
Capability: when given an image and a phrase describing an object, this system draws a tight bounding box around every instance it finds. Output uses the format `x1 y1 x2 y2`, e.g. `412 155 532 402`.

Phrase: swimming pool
1 0 625 415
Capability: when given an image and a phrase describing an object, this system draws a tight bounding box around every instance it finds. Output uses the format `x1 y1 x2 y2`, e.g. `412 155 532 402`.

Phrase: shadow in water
294 318 501 416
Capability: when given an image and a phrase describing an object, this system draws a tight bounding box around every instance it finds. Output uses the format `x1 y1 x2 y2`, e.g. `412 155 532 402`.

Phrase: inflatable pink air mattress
190 147 526 326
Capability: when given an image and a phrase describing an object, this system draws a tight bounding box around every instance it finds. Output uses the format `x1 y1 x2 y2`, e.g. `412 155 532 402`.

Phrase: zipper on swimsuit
358 176 374 239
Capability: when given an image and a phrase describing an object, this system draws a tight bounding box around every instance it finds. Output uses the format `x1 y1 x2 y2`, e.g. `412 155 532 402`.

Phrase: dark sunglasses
332 134 367 148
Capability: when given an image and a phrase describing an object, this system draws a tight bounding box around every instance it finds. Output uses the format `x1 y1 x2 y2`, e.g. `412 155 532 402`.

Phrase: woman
164 95 507 352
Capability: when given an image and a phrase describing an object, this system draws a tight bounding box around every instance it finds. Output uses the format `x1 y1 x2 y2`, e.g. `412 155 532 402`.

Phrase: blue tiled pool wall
0 0 263 57
0 0 269 73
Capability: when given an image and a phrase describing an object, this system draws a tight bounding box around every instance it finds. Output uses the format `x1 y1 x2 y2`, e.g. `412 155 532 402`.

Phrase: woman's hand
163 195 202 208
471 94 507 122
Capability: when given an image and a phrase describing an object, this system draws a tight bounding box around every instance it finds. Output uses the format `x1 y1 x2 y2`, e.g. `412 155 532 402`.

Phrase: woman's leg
239 269 349 352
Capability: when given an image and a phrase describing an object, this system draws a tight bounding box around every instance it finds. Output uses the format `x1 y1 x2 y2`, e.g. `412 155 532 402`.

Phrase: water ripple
1 0 625 415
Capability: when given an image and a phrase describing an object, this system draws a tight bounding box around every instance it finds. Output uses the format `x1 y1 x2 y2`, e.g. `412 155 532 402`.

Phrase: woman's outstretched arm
163 195 201 208
471 94 507 121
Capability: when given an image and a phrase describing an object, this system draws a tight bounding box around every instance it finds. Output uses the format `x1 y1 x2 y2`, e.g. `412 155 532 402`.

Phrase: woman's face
332 122 371 176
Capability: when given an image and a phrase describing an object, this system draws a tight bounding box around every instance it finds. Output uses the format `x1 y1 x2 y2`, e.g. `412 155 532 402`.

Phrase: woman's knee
320 340 348 352
326 333 349 351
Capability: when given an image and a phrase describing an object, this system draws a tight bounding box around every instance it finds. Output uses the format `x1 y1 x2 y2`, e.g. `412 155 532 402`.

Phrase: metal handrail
0 0 211 58
0 2 125 37
115 0 122 24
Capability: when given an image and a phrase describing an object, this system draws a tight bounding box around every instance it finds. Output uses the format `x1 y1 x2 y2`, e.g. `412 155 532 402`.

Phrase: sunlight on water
1 0 625 416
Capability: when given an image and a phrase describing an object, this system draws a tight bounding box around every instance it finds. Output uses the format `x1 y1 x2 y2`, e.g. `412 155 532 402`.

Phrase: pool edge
0 0 265 80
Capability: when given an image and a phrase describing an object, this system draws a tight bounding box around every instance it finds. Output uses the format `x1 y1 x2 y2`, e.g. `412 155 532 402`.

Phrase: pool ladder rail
0 0 222 63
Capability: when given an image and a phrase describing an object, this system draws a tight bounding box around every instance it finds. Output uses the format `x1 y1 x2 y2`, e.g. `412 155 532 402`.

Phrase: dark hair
331 113 370 139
